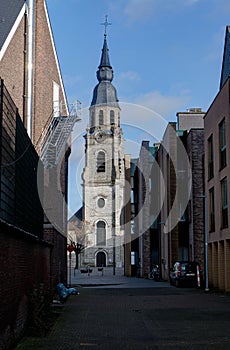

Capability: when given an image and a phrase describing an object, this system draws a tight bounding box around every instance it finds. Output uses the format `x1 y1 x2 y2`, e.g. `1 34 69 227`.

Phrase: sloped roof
91 34 119 108
0 0 25 51
220 26 230 90
68 206 83 227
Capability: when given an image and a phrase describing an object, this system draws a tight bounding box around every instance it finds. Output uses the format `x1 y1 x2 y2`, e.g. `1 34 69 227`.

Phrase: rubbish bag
57 283 79 300
68 287 79 295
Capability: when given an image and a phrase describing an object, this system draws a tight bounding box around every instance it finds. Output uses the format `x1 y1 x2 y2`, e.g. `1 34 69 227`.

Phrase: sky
46 0 230 217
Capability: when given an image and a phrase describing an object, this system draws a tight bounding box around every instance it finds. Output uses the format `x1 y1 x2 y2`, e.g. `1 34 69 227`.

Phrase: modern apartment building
204 26 230 292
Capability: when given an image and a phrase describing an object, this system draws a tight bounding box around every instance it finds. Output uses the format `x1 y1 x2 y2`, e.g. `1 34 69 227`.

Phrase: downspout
27 0 34 138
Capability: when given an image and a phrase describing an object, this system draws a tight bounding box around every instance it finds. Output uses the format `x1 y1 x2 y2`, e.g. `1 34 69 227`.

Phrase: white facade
82 35 126 268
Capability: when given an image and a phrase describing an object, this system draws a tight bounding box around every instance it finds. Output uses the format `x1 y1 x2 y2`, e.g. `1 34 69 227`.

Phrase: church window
91 111 95 126
99 110 104 125
110 110 115 125
97 151 105 172
98 197 105 208
96 221 106 245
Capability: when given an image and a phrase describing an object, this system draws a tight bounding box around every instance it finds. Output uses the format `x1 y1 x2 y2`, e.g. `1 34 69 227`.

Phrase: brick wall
44 226 67 286
187 129 205 270
0 13 26 122
225 240 230 292
33 0 68 145
0 222 51 350
138 142 151 277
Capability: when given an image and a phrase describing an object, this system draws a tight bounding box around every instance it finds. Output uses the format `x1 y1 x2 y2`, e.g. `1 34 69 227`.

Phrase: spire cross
101 15 111 35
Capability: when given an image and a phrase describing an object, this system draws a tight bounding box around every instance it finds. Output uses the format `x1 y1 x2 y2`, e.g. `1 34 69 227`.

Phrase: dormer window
99 110 104 126
110 110 115 125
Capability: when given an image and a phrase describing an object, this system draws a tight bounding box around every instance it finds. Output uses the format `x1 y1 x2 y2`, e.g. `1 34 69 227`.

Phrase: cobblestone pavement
15 273 230 350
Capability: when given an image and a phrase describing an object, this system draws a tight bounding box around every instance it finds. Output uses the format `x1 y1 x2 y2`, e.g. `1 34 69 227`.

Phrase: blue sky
46 0 230 216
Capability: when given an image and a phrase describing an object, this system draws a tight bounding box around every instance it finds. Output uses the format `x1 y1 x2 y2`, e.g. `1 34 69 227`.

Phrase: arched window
110 110 115 125
91 111 95 126
99 110 104 125
96 221 106 245
97 151 105 172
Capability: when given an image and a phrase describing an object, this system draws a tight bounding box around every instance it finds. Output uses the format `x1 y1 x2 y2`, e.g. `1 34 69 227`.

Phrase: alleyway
16 272 230 350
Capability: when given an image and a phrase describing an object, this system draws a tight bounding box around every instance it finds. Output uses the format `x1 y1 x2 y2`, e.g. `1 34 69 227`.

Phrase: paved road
16 274 230 350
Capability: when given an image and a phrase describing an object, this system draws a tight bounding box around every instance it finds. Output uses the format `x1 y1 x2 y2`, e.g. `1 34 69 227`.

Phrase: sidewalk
15 272 171 350
69 267 170 289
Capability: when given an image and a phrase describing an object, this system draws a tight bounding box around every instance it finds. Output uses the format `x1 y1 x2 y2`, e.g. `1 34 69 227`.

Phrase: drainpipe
27 0 34 138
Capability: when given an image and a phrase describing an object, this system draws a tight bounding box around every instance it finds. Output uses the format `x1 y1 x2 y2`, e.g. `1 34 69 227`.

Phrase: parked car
169 261 202 287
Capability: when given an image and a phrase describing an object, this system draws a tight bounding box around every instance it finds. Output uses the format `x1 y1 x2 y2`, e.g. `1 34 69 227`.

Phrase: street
16 274 230 350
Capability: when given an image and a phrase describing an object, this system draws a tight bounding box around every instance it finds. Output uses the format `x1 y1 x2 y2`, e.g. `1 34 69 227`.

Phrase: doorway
96 251 106 267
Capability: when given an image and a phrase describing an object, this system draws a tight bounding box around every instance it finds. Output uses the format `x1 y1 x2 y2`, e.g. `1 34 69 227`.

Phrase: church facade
82 33 126 269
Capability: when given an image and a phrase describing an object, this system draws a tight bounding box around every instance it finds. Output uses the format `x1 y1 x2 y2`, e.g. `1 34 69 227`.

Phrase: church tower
82 30 125 271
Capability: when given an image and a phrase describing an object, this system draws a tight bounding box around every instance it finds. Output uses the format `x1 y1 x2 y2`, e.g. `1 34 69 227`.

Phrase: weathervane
101 15 111 35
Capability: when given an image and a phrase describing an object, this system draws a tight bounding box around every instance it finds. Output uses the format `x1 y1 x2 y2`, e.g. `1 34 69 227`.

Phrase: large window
96 221 106 245
209 187 215 232
219 118 226 169
97 151 105 172
208 134 214 179
91 111 95 126
110 110 115 125
99 110 104 126
221 177 228 228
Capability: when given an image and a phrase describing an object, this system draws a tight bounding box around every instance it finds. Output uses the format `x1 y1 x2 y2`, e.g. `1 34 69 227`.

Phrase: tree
68 220 88 269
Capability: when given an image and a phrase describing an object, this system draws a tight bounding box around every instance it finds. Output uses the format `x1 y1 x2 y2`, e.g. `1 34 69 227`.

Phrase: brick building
158 110 205 280
130 142 159 278
0 1 72 348
204 26 230 292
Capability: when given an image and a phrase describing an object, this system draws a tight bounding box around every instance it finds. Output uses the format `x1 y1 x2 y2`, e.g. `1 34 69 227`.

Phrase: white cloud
117 71 141 82
133 90 190 119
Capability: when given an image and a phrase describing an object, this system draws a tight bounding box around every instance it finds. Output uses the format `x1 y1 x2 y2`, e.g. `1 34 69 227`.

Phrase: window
53 82 60 117
208 135 214 179
98 197 105 208
97 151 105 172
110 110 115 125
209 187 215 232
221 177 228 228
91 111 95 126
219 118 226 169
99 110 104 126
96 221 106 245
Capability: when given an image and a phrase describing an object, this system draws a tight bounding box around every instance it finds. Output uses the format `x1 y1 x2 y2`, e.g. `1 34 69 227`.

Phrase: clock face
95 131 106 142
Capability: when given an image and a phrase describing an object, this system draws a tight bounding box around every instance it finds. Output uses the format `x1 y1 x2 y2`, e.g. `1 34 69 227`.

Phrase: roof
91 81 119 107
91 34 119 108
68 206 83 226
99 34 112 69
220 26 230 90
0 0 25 51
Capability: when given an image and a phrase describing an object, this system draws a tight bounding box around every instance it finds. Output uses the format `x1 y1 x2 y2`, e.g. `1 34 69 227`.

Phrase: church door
96 252 106 267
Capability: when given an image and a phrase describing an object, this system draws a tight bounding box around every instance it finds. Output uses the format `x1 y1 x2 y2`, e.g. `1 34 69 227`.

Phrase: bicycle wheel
148 272 153 279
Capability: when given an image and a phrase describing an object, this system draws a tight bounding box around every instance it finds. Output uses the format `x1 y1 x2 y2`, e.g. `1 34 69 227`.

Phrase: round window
98 197 105 208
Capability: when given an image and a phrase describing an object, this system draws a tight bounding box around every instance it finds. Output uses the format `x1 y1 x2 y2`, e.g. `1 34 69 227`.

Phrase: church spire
98 34 112 69
90 24 119 107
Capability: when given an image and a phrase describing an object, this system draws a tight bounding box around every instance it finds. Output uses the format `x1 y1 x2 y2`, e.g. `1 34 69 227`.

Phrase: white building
82 33 126 270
